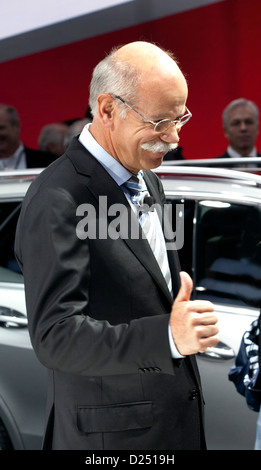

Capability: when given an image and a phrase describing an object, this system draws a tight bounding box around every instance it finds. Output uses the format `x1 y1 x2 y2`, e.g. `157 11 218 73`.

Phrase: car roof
0 169 42 199
162 156 261 171
155 165 261 204
0 166 261 204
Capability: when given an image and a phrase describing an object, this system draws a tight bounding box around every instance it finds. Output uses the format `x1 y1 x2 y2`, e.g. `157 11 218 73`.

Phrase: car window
195 200 261 308
0 201 23 283
167 198 261 309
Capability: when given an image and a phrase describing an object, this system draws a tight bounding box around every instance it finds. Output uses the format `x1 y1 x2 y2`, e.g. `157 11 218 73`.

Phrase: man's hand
170 271 219 356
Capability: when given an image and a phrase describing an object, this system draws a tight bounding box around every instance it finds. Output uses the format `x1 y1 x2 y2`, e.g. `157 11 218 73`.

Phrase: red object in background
1 0 261 159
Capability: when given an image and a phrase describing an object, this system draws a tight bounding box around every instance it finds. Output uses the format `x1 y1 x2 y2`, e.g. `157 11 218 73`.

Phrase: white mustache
141 141 178 153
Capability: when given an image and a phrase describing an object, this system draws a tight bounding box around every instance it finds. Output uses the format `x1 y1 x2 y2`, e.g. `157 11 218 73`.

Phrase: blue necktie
123 171 147 205
123 171 172 293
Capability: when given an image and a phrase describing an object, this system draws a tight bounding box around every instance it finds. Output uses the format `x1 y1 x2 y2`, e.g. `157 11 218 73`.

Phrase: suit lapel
67 139 174 305
90 165 173 304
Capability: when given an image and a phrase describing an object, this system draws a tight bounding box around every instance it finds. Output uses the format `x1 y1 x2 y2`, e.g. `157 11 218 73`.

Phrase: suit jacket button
190 389 198 400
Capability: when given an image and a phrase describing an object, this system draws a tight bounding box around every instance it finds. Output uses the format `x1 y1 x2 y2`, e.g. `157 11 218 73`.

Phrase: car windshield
0 201 23 283
169 198 261 308
195 200 261 307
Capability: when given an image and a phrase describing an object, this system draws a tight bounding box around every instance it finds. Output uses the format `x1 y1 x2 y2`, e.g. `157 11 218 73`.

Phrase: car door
167 196 260 449
0 199 47 449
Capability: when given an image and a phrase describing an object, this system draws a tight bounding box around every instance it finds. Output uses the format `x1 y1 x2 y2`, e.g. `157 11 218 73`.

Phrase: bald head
88 41 190 173
114 41 178 71
89 41 187 116
115 41 187 100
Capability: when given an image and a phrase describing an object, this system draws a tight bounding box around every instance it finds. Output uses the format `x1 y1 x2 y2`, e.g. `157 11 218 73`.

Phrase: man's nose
239 121 247 131
160 124 180 144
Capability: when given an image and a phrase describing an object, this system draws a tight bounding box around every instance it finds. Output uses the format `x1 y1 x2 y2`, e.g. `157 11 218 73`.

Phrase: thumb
175 271 193 303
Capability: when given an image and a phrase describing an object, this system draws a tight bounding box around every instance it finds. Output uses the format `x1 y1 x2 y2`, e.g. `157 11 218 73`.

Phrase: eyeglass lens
154 113 190 133
154 120 181 133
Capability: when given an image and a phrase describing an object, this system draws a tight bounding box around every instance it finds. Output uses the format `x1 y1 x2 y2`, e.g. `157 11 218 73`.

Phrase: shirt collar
1 143 26 169
78 123 132 185
227 146 257 158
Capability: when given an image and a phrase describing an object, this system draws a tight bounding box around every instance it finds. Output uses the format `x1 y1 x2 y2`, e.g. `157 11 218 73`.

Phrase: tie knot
123 170 146 196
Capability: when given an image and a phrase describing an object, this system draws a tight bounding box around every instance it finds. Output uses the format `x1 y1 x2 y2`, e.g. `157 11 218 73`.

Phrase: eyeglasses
110 94 192 133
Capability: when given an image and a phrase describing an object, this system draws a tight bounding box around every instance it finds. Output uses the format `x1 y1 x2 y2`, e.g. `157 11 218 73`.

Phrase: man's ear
97 94 115 128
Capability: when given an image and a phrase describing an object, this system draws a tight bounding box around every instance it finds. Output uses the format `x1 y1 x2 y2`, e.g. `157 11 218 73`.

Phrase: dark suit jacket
24 146 56 168
258 312 261 390
15 137 206 450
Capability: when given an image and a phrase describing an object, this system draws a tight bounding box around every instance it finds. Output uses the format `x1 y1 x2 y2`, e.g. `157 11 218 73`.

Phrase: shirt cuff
168 323 185 359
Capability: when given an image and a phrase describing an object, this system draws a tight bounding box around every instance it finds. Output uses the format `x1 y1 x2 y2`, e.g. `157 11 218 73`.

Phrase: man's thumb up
170 271 219 356
175 271 193 303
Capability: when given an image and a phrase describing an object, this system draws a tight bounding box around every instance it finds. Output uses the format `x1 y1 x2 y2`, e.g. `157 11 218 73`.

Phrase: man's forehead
229 105 256 119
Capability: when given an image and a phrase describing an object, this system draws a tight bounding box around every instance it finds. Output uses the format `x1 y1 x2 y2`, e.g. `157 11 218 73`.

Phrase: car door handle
0 306 28 328
198 341 235 361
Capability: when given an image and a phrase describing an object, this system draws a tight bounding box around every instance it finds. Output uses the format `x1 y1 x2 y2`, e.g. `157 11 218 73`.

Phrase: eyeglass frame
110 94 192 133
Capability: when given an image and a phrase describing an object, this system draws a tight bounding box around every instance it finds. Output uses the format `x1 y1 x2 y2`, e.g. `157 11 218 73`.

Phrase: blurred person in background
38 122 69 157
64 118 92 148
0 104 56 169
217 98 260 162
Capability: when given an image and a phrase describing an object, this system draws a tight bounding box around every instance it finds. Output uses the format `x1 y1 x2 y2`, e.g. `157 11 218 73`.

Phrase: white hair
89 48 140 118
222 98 259 129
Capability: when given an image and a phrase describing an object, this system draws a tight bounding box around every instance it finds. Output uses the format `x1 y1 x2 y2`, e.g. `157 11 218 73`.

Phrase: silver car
0 166 260 449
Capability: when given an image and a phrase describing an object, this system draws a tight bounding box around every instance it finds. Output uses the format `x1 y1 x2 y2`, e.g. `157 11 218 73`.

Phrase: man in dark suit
15 41 219 450
0 104 56 168
216 98 261 164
